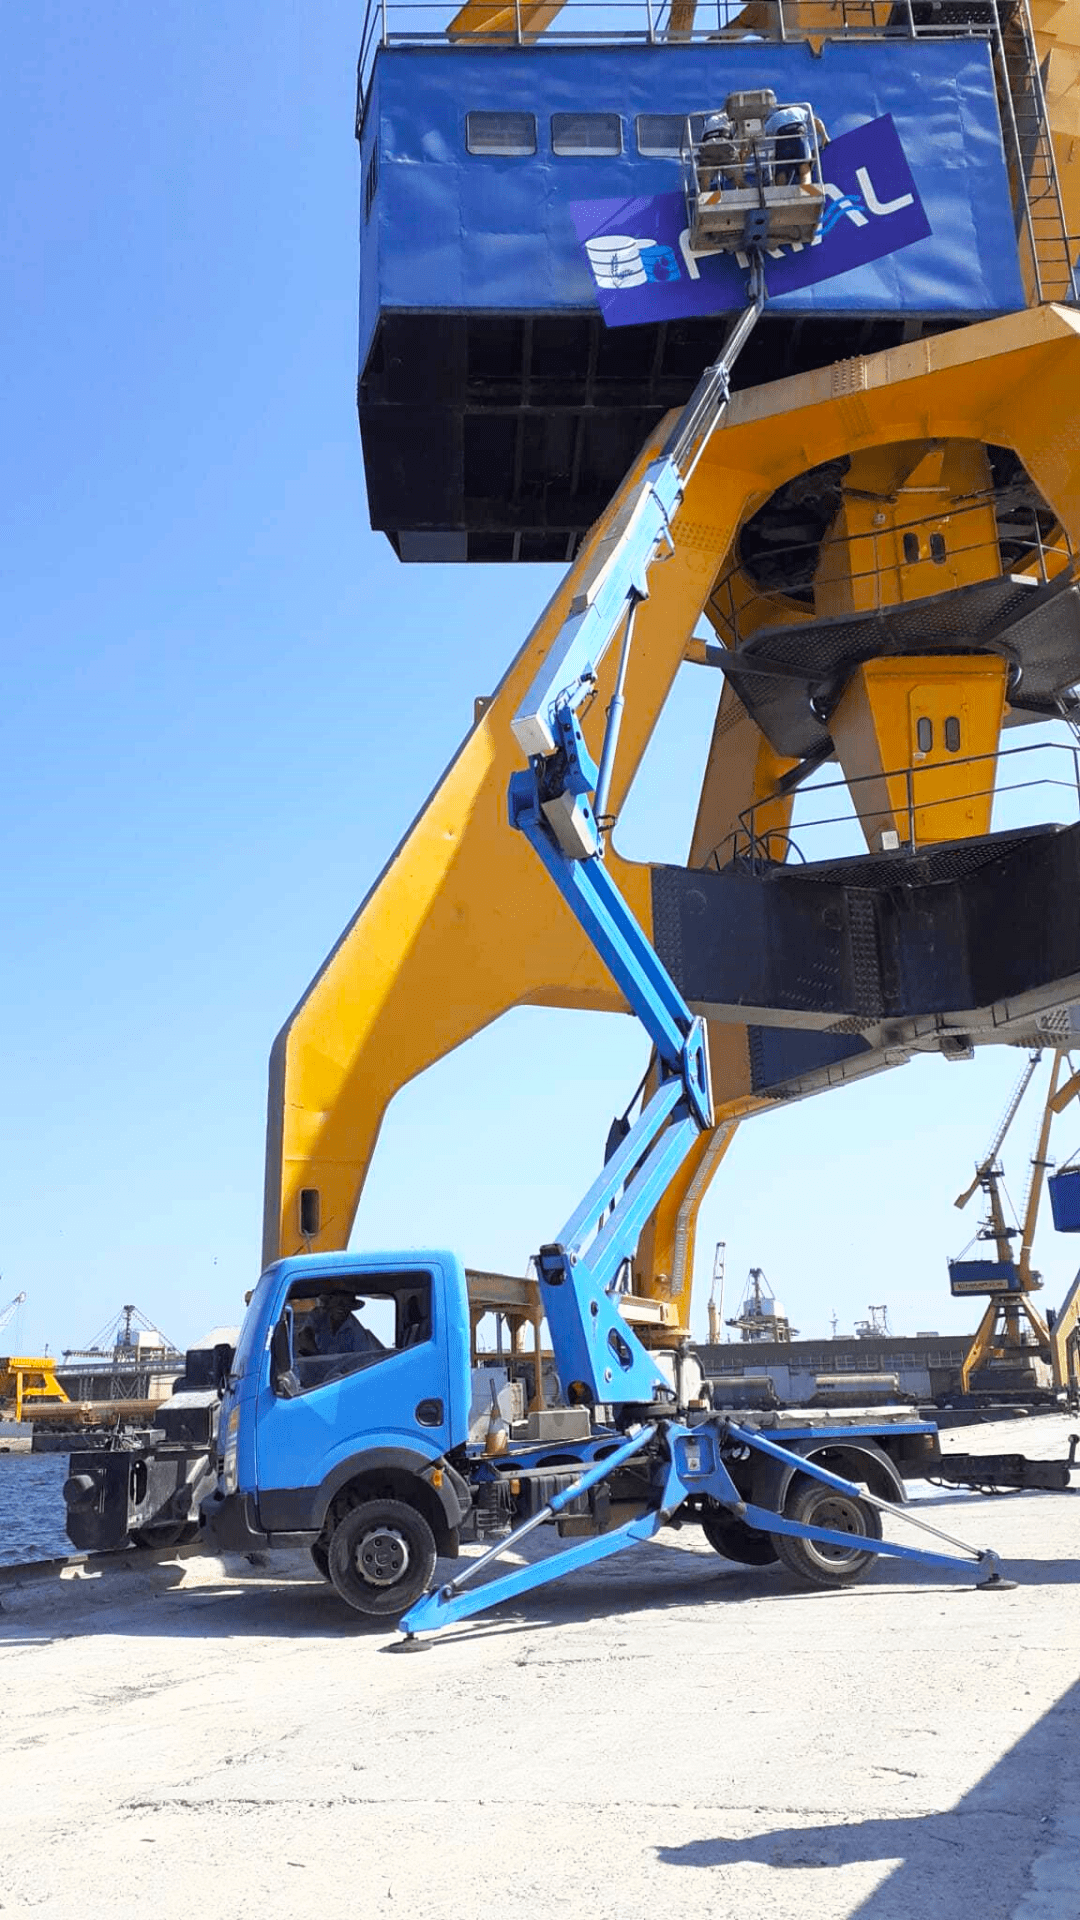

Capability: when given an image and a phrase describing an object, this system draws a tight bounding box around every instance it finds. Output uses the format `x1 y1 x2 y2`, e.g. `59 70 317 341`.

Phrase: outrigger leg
397 1420 1009 1643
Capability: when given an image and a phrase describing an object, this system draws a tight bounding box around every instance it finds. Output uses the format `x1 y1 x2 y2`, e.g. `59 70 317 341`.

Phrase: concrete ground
1 1413 1078 1920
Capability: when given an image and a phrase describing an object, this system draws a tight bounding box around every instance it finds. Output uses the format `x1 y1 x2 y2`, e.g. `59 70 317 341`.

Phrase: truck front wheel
773 1474 882 1588
327 1498 437 1617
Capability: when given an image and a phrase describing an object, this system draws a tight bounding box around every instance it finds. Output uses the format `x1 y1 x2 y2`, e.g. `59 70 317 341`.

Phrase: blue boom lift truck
63 286 1020 1637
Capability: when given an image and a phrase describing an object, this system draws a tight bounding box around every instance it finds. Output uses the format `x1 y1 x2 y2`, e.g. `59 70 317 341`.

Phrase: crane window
930 532 947 563
944 716 961 753
363 142 379 222
551 113 622 156
916 717 933 754
466 112 537 156
636 114 687 156
902 532 920 564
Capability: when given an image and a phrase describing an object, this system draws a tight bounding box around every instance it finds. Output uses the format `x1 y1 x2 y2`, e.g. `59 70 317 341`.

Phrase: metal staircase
996 0 1079 303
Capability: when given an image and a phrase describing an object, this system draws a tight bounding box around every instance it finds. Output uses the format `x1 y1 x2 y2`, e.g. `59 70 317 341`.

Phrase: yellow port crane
707 1242 726 1345
1044 1059 1080 1404
951 1050 1079 1393
264 0 1080 1366
0 1290 69 1423
0 1292 27 1339
0 1360 67 1425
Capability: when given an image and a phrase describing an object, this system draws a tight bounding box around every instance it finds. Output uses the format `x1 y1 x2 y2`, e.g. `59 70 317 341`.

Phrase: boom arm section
512 274 764 764
510 741 713 1404
506 283 766 1406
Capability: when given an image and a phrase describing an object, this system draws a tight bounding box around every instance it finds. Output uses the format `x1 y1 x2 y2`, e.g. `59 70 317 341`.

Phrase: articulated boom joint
509 677 714 1403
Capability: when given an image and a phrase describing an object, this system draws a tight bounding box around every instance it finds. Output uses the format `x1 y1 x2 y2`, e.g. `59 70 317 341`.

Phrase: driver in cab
301 1291 384 1358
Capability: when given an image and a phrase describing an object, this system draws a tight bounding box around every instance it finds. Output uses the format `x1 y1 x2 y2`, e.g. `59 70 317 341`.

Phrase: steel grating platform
714 571 1080 759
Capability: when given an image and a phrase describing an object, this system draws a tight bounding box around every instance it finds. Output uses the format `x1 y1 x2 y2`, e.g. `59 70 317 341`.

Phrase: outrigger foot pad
384 1633 430 1652
975 1555 1018 1591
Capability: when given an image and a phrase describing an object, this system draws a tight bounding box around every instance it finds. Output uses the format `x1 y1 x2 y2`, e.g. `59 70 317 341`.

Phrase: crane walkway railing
706 498 1075 651
359 0 1013 67
709 736 1080 870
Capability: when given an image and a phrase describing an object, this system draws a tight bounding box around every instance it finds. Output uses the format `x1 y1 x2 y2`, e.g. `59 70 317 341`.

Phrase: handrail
356 0 1004 139
706 498 1075 648
708 736 1080 870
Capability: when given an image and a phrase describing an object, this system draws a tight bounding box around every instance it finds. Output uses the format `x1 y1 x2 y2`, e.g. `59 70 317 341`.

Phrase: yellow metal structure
813 439 1012 847
830 654 1009 849
0 1357 68 1424
958 1272 1052 1398
958 1049 1080 1393
1047 1060 1080 1398
448 0 564 34
814 442 1003 616
267 304 1080 1345
1050 1270 1080 1400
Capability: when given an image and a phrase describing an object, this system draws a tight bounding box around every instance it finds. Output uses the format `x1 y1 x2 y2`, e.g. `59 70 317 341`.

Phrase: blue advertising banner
359 38 1026 368
571 115 933 323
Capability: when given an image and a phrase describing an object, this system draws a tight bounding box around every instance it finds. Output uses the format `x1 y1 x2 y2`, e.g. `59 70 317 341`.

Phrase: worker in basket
696 110 742 192
762 101 828 187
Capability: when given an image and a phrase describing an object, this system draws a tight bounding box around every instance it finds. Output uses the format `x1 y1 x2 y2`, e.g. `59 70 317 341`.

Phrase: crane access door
907 665 1006 843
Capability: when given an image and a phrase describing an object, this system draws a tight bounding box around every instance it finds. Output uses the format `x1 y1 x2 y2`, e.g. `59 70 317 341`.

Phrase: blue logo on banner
641 242 681 283
571 115 932 325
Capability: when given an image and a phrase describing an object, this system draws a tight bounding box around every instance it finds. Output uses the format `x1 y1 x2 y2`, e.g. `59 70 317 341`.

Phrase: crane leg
264 418 751 1262
266 308 1080 1310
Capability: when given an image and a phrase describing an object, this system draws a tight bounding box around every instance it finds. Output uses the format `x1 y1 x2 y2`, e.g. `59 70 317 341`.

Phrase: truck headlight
222 1438 239 1494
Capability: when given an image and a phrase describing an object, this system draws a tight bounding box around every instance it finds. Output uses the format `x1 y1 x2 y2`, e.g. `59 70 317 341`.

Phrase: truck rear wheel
773 1474 882 1588
699 1506 779 1565
327 1498 437 1617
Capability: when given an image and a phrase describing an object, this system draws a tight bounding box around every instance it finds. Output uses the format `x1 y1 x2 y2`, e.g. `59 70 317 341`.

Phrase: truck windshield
229 1270 278 1382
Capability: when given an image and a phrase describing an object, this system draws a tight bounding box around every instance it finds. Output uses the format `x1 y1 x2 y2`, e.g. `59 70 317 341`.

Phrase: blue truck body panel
220 1251 472 1522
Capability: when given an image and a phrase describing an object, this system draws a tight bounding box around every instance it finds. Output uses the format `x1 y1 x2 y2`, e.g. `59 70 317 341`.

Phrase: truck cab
202 1251 475 1612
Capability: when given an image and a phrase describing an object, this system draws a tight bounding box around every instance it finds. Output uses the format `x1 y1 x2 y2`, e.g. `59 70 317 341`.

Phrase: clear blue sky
3 2 1079 1357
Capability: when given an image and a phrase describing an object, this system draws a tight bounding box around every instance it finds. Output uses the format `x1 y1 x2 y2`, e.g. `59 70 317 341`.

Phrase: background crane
951 1051 1076 1394
953 1053 1040 1224
0 1292 27 1339
707 1243 726 1345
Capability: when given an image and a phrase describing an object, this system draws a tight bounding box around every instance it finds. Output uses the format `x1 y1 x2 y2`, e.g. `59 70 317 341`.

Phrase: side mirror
181 1343 235 1392
271 1307 300 1399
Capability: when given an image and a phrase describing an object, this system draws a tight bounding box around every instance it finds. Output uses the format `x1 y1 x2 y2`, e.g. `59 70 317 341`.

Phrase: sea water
0 1452 70 1563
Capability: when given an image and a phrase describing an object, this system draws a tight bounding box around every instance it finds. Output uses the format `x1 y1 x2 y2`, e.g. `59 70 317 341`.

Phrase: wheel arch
317 1448 462 1556
749 1439 906 1515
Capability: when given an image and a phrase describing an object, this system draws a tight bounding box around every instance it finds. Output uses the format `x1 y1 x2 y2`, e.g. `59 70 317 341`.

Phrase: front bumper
199 1488 272 1553
64 1444 214 1553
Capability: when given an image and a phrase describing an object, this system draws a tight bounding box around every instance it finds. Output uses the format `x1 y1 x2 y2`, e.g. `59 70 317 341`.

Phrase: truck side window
274 1272 433 1395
